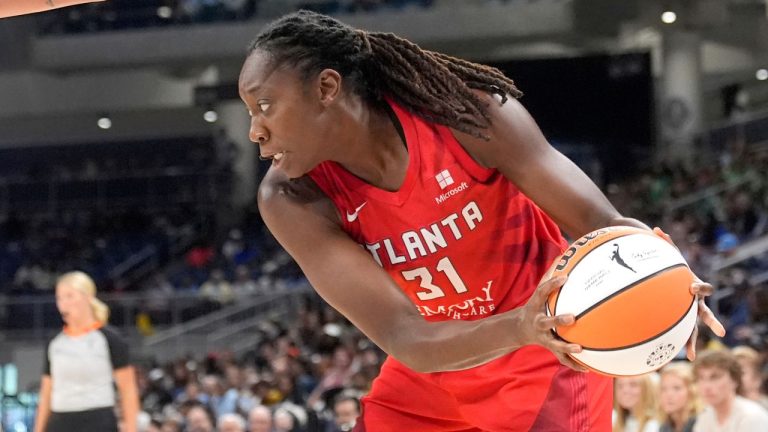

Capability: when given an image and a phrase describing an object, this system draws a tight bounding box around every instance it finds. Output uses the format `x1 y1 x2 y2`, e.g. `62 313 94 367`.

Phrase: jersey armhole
436 125 496 182
306 166 350 229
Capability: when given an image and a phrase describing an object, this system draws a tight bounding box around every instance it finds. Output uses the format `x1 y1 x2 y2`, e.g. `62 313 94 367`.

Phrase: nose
249 119 269 145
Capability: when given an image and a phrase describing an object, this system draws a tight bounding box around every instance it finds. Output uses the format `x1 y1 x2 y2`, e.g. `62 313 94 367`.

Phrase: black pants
46 407 117 432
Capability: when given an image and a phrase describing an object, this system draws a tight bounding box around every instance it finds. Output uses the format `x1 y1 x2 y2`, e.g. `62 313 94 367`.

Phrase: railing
141 282 314 362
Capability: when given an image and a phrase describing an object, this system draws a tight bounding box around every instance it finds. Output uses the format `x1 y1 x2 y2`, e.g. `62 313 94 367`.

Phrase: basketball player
0 0 104 19
240 11 725 431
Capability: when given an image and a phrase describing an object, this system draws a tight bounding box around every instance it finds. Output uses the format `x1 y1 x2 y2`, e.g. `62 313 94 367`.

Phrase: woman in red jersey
240 11 725 431
0 0 104 19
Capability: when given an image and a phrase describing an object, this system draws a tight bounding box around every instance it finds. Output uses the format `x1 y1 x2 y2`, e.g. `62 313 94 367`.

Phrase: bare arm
259 171 581 373
33 376 51 432
452 92 724 352
0 0 104 18
113 366 139 432
452 94 647 238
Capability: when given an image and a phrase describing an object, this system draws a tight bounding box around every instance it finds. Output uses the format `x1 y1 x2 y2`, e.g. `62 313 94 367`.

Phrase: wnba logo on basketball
646 343 676 367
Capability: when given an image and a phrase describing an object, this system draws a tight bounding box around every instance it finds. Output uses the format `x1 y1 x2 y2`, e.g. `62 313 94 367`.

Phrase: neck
670 410 688 430
66 315 99 331
743 388 760 400
333 98 408 191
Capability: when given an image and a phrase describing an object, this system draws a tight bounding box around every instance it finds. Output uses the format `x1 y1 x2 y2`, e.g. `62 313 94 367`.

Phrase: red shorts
355 346 612 432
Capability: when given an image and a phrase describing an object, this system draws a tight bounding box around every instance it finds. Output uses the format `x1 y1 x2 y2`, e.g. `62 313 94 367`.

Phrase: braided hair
248 10 523 139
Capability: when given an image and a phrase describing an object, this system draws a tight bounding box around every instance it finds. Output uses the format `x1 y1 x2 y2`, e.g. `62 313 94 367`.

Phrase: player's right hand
517 274 588 372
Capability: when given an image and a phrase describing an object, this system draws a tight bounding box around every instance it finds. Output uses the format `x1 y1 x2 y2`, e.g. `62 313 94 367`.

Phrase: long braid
248 10 523 139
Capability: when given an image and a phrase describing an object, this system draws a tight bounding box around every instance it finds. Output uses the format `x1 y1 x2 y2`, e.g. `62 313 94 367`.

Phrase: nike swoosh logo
346 202 367 222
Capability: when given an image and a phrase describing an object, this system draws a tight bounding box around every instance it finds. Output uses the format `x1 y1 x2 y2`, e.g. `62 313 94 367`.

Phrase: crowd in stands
38 0 441 34
133 298 381 432
0 138 227 330
612 347 768 432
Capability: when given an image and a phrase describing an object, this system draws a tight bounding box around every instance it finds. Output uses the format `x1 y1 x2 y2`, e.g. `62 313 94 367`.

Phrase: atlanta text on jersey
365 201 483 266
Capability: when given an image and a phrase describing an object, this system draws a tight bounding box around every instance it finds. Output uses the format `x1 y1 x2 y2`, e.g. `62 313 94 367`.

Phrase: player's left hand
653 227 726 360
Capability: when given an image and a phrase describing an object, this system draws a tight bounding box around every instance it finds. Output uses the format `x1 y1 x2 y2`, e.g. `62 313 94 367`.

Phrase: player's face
54 282 90 324
659 373 689 415
614 376 643 410
696 366 737 407
239 50 336 179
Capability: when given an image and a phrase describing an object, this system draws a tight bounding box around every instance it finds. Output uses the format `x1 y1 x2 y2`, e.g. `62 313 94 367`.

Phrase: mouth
259 151 286 167
260 151 285 161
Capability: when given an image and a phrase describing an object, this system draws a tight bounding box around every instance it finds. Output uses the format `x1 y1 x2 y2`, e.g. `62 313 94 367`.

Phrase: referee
34 271 139 432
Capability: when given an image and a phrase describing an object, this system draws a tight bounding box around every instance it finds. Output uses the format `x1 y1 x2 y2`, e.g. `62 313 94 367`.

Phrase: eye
257 101 271 113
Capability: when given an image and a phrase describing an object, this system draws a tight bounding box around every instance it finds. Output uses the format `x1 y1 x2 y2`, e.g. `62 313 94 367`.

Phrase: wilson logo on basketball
555 229 608 271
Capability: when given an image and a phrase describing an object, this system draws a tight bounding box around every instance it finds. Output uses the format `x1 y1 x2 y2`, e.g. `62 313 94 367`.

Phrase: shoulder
47 331 65 346
98 325 125 340
97 325 129 353
447 90 548 170
736 397 768 420
259 168 328 205
258 168 340 225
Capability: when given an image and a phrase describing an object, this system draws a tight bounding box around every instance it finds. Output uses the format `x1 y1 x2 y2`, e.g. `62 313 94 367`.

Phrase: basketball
546 226 698 377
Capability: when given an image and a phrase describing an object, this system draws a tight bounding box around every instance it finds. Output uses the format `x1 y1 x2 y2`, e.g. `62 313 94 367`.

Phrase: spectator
273 407 297 432
232 265 260 297
659 362 701 432
184 404 215 432
328 392 360 432
613 374 660 432
200 374 238 418
693 350 768 432
216 413 246 432
247 405 272 432
200 269 234 306
731 345 768 410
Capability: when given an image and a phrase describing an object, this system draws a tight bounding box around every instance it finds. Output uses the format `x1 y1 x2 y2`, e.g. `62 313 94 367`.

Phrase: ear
316 68 342 106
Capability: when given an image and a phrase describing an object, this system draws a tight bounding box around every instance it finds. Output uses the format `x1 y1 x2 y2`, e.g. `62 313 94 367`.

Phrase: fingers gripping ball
546 226 697 377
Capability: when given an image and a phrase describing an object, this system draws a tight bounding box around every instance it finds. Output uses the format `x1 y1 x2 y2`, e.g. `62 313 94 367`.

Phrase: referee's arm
114 366 140 432
33 375 52 432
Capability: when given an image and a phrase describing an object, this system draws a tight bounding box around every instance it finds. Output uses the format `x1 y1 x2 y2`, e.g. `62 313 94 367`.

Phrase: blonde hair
57 271 110 324
658 362 702 427
613 373 659 432
732 345 762 374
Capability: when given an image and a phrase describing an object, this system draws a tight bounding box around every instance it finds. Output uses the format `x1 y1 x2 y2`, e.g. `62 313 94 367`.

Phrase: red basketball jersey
308 100 567 322
307 100 613 431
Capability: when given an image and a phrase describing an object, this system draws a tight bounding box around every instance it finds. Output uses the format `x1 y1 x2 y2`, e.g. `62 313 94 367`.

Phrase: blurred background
0 0 767 431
